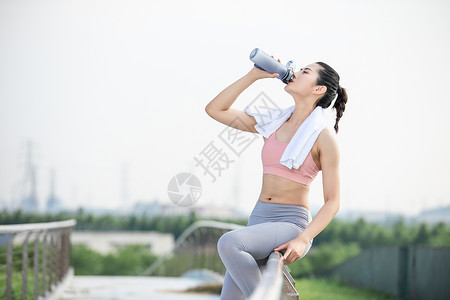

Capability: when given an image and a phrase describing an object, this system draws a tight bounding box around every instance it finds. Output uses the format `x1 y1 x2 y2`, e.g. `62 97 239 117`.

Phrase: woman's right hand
247 56 281 80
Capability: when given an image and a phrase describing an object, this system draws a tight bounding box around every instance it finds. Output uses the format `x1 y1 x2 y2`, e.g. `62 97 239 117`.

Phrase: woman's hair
314 62 348 134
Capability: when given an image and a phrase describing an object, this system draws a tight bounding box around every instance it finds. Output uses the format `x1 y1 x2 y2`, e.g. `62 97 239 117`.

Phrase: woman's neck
287 103 316 127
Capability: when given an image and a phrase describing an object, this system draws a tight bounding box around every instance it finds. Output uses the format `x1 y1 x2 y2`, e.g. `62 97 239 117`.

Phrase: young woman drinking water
205 57 348 299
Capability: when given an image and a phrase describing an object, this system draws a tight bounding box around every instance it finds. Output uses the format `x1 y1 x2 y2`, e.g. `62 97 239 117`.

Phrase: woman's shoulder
317 127 339 155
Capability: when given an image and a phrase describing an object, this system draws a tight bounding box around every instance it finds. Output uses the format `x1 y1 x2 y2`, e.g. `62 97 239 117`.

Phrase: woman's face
284 63 323 98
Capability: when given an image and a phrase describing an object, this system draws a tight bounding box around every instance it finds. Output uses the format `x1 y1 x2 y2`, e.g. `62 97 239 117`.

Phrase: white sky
1 0 449 216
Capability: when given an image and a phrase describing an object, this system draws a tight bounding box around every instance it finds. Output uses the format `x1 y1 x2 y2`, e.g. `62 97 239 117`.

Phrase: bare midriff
258 136 321 210
258 174 312 209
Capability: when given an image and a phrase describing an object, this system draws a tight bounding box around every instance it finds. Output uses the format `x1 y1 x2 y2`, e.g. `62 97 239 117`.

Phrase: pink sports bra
261 129 320 186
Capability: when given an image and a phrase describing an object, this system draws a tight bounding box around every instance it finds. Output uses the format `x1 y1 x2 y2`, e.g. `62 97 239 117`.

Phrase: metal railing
142 220 299 300
0 219 76 300
249 251 284 300
249 251 299 300
142 220 243 276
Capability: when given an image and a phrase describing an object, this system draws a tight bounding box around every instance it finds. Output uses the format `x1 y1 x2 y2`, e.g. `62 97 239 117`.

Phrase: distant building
46 194 63 213
191 204 244 219
21 195 39 213
20 140 40 213
132 199 167 216
45 169 63 213
131 199 244 219
414 205 450 224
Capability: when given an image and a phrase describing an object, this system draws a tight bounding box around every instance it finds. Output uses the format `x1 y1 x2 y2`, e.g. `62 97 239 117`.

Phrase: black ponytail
333 86 348 134
315 62 348 134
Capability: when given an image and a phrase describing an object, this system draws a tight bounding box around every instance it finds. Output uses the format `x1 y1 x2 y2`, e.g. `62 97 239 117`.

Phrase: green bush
2 210 450 249
102 244 157 275
71 244 103 275
288 241 362 277
71 243 158 275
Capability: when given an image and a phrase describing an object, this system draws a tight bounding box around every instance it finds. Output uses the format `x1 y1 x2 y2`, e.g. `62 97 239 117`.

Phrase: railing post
34 231 40 300
22 233 30 300
282 265 299 300
56 233 62 282
49 233 54 292
42 232 47 297
5 234 14 300
60 231 68 280
60 231 67 278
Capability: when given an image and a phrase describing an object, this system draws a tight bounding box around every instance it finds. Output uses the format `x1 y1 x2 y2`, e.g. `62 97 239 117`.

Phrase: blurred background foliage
2 210 449 276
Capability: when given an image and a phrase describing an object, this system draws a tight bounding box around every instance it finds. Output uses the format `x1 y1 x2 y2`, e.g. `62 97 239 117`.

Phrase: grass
294 277 400 300
178 277 401 299
178 282 223 295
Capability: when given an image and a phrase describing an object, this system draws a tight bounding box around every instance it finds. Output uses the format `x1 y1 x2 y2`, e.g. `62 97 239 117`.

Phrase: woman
205 57 347 299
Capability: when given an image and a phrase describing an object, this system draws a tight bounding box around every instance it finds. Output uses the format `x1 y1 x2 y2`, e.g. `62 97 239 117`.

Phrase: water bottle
249 48 296 84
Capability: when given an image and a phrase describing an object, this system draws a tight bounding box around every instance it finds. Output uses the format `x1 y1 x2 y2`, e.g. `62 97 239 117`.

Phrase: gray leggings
217 200 313 299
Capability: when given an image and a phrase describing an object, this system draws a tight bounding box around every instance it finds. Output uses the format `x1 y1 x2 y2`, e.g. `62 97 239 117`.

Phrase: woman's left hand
274 237 308 265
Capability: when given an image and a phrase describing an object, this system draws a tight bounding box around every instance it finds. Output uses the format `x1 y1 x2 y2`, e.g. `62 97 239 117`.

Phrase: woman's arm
205 67 279 133
298 129 340 242
274 129 340 264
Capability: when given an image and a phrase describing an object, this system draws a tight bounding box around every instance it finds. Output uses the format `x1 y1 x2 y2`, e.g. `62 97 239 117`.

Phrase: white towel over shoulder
244 104 326 169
